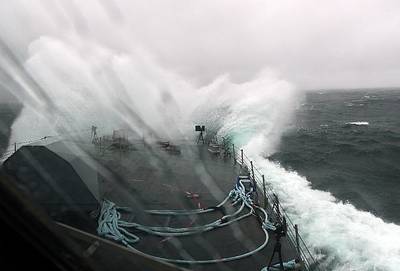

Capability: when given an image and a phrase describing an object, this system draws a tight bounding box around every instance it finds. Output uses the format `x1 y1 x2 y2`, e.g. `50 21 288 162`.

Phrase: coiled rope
97 177 272 264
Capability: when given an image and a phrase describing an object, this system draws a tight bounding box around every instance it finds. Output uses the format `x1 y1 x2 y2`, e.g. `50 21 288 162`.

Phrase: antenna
195 125 205 144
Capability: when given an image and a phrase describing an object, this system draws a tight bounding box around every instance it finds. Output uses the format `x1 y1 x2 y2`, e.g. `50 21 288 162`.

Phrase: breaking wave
6 35 297 150
218 122 400 271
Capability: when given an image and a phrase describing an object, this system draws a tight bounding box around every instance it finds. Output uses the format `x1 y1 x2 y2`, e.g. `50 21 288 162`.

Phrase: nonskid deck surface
94 141 297 271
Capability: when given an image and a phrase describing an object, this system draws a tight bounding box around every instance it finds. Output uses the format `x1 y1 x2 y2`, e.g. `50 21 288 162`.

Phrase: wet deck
92 140 298 271
2 137 299 271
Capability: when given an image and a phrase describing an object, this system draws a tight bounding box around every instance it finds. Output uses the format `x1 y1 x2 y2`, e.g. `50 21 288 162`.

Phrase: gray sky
1 0 400 101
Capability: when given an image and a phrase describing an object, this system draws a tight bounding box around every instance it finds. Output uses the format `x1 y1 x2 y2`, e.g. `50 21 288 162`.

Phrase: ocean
270 89 400 224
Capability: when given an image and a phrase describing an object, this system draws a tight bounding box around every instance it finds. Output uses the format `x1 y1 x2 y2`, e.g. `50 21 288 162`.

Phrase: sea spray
7 36 194 143
8 33 298 149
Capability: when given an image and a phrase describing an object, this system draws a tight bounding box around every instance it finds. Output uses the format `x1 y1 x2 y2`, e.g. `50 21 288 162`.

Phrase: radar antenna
195 125 205 144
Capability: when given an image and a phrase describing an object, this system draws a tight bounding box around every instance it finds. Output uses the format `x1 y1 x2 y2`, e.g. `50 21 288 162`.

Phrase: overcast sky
1 0 400 101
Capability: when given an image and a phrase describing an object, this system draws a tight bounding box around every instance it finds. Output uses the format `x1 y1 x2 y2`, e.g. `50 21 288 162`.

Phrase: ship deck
2 136 299 271
90 139 298 271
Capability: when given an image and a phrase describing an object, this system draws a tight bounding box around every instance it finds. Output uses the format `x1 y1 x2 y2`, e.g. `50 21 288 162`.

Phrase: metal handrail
228 143 320 270
0 127 97 161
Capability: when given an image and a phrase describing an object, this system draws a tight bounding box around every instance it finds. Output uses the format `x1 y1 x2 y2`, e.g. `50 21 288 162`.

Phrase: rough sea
270 89 400 225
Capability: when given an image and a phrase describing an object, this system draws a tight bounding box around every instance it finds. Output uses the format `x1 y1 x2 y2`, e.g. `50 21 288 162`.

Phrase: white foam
242 140 400 271
212 98 400 270
346 121 369 126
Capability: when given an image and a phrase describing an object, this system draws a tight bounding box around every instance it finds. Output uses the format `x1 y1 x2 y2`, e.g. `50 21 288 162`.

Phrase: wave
5 34 300 152
346 121 369 126
211 99 400 270
234 135 400 271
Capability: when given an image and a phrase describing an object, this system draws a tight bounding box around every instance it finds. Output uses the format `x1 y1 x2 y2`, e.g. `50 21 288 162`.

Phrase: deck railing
0 137 52 161
0 128 94 162
210 136 320 271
